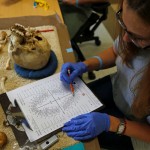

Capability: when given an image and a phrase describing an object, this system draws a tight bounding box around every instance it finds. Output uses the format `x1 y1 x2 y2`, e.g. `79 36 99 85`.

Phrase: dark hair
119 0 150 119
127 0 150 25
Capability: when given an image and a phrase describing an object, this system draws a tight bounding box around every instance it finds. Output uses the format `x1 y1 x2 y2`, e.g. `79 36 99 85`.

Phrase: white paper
6 73 103 142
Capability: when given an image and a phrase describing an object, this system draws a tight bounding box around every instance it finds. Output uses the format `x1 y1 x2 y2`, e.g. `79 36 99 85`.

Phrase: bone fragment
0 38 7 44
1 76 7 93
0 31 7 44
5 58 11 70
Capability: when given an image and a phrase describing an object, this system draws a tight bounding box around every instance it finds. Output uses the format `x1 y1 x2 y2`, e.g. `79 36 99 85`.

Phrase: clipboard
0 73 104 147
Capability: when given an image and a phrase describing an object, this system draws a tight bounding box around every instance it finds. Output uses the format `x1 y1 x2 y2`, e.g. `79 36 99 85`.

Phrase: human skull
8 23 51 70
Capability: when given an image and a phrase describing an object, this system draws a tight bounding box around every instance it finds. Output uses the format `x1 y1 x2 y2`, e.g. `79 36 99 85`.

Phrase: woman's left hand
62 112 110 140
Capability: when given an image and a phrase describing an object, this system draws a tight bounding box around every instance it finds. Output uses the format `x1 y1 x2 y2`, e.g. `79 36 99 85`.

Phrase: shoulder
113 36 120 54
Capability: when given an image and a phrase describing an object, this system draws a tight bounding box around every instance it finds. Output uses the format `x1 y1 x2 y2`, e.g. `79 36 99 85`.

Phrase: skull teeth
15 23 25 30
11 29 24 37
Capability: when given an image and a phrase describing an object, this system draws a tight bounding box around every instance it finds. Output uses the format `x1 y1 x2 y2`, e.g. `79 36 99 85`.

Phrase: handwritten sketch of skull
8 23 51 70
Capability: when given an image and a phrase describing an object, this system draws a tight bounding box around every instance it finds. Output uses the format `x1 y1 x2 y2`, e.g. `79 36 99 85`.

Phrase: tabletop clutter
0 23 60 149
33 0 49 10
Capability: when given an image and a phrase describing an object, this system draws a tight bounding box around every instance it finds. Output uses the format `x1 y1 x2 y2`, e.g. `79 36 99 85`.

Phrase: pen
22 119 33 131
67 68 75 96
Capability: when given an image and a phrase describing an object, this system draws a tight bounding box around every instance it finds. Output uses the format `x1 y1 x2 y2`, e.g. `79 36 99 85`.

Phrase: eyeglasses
116 9 150 49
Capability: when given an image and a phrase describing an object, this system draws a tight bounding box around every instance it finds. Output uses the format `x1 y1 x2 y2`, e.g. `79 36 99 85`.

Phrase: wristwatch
116 118 126 135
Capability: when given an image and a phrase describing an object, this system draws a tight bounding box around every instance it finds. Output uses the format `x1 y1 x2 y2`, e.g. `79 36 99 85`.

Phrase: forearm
78 0 109 4
109 116 150 142
62 0 109 5
83 47 116 71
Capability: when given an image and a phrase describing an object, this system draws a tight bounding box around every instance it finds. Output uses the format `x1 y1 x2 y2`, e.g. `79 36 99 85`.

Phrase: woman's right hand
60 62 88 84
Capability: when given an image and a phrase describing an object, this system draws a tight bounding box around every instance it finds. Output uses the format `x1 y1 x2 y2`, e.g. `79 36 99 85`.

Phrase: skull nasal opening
35 36 42 41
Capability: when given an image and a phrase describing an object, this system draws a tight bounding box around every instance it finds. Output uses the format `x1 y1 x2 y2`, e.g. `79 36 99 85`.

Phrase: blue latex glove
62 112 110 141
60 62 88 84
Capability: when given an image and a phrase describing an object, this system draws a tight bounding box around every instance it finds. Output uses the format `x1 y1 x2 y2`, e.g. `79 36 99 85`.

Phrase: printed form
6 73 103 142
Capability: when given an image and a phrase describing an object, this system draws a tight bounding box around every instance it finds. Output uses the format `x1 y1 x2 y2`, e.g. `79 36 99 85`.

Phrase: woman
60 0 150 149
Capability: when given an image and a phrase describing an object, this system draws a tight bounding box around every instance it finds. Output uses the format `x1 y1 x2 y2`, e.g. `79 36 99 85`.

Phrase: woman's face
122 0 150 49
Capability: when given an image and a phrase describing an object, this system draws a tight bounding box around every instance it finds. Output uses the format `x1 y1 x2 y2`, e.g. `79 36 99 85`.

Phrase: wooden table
0 0 63 22
0 0 100 150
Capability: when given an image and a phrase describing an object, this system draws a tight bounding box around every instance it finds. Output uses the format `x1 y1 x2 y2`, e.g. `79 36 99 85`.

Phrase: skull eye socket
35 36 42 41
